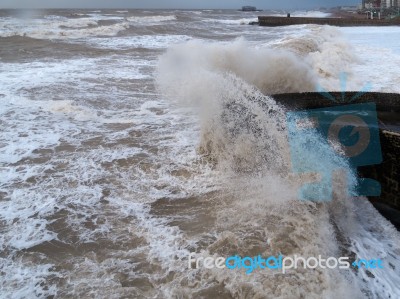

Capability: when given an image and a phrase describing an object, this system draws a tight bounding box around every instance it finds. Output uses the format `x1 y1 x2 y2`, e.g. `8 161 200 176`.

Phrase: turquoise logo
286 74 382 201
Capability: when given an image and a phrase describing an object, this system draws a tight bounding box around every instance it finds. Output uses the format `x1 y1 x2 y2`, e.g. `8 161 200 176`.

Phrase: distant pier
257 16 400 26
240 6 262 12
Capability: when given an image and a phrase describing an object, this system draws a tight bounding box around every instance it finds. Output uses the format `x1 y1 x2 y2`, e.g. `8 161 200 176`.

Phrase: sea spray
156 38 317 97
272 26 362 91
156 30 400 295
156 38 365 297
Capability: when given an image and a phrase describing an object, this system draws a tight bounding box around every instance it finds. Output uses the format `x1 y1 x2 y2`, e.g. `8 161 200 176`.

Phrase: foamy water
0 9 399 298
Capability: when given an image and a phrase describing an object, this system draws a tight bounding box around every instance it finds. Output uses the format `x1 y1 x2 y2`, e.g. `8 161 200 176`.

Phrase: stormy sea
1 8 400 298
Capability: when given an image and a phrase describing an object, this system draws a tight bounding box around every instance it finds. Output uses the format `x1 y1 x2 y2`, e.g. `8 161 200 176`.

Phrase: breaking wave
126 15 177 23
155 27 400 298
0 13 179 39
157 39 316 97
203 18 258 25
0 16 129 39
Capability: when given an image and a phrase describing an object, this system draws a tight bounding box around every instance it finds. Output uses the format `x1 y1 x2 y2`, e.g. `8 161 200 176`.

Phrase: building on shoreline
384 0 399 8
362 0 382 9
362 0 399 8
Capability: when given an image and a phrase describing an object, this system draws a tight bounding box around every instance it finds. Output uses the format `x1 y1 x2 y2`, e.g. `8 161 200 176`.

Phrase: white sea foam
86 35 192 50
339 26 400 93
203 17 258 25
0 73 212 297
0 57 150 98
87 13 125 21
185 10 202 15
340 198 400 298
0 16 129 39
126 15 177 24
0 258 58 298
0 14 179 40
0 55 154 166
273 25 400 93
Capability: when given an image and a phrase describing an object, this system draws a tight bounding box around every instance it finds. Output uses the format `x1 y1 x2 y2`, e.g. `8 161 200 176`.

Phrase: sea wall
272 92 400 213
258 16 400 27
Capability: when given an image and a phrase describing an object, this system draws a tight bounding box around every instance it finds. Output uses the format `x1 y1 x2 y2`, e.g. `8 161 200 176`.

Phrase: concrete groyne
272 92 400 227
258 16 400 26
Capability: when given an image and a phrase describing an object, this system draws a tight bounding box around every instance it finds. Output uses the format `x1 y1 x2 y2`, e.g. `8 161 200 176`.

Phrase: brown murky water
1 8 400 298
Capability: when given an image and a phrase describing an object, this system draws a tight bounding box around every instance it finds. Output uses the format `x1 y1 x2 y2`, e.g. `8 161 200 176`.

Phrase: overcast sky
0 0 359 10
